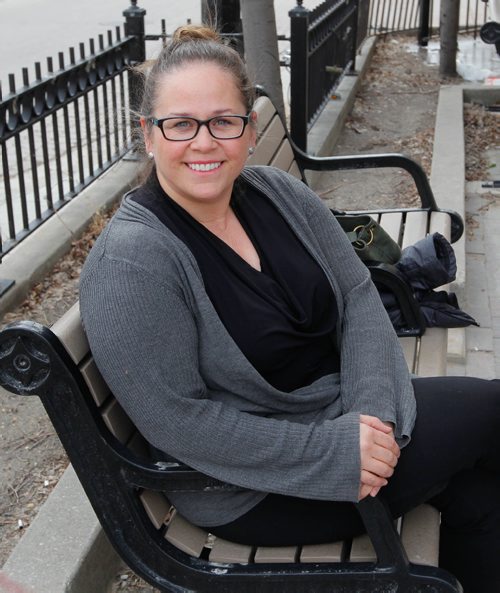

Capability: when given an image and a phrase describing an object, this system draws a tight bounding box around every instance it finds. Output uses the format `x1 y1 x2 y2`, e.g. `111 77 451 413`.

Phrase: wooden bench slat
379 212 404 244
209 538 254 563
80 358 110 406
101 397 135 444
254 546 299 563
416 328 448 376
349 533 376 562
429 210 452 239
51 302 89 364
140 490 171 529
270 140 295 172
288 161 302 179
164 512 208 557
400 504 440 566
253 95 277 131
400 337 417 373
126 431 150 458
248 115 286 167
401 211 429 249
300 542 343 563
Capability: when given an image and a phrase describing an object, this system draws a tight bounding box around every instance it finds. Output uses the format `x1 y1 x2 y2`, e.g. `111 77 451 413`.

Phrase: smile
187 162 222 172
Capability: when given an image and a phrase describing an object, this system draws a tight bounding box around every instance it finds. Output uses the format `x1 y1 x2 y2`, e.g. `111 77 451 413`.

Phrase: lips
187 162 222 172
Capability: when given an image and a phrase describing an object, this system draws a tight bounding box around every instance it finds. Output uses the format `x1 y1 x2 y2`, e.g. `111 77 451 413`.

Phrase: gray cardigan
79 166 416 527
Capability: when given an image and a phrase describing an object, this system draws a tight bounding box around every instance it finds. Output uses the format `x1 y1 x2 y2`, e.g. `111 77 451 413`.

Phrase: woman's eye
164 119 194 130
214 118 234 127
174 119 194 129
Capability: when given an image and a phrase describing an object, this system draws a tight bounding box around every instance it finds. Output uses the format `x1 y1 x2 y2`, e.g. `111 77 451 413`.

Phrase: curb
432 83 500 363
0 466 122 593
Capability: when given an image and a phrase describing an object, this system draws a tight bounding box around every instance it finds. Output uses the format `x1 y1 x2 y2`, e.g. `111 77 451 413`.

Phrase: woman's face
143 61 256 212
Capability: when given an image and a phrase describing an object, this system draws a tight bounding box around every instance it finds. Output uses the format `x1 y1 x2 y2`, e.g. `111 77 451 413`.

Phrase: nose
191 122 216 150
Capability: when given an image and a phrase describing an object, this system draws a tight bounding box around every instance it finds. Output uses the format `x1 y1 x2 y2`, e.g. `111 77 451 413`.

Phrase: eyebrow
164 109 243 118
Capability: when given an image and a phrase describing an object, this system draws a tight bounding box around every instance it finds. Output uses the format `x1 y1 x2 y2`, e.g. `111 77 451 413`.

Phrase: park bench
0 93 464 592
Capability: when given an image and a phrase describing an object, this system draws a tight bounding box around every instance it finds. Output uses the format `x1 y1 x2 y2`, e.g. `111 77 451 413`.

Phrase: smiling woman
78 24 500 593
139 59 256 221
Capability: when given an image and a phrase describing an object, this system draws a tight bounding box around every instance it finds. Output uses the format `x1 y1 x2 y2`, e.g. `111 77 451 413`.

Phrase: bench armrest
368 262 426 337
294 149 464 243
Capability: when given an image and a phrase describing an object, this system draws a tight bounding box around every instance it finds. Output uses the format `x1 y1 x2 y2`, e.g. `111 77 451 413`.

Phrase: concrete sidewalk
1 36 499 593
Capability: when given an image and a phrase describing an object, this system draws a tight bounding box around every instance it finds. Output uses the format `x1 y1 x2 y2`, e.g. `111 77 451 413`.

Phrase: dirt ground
0 34 497 591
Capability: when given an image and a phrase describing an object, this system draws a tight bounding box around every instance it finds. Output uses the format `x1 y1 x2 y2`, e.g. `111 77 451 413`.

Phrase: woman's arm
299 182 416 444
80 255 364 502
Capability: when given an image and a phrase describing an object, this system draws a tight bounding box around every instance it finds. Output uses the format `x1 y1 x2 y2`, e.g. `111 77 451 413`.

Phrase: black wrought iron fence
289 0 360 152
0 32 135 262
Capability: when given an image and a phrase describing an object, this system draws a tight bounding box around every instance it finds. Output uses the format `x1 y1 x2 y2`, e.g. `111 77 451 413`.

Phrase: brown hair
138 25 255 131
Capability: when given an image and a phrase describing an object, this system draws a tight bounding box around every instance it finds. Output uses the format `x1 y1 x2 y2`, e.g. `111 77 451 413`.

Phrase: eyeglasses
150 114 251 141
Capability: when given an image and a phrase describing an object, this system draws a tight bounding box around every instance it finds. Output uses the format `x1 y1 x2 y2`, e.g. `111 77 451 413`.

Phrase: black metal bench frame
0 319 462 592
0 91 465 593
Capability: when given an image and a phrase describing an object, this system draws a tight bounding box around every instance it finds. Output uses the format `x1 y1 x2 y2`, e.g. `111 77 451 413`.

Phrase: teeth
188 162 221 172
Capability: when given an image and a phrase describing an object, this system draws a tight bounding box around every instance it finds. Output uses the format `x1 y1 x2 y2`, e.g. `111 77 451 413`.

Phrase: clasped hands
358 414 400 500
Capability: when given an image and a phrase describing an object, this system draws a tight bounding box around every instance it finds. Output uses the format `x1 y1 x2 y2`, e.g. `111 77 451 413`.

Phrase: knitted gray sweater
79 166 416 527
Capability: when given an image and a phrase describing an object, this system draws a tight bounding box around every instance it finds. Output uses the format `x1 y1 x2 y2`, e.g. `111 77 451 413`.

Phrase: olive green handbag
333 212 402 265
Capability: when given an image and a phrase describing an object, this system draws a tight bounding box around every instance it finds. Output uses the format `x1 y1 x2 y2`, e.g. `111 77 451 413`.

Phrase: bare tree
240 0 285 119
440 0 460 76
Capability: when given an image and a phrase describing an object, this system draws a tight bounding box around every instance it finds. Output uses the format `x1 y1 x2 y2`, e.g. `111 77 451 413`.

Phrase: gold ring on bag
353 225 374 246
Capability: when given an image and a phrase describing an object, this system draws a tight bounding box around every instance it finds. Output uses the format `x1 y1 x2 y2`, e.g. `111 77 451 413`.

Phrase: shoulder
241 165 306 193
81 189 196 287
241 165 332 221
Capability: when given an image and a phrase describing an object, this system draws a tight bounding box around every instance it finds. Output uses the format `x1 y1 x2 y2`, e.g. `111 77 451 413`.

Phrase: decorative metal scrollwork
0 335 51 393
0 37 133 141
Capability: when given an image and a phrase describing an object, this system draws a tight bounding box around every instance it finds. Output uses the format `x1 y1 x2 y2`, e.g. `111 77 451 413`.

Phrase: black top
132 173 340 392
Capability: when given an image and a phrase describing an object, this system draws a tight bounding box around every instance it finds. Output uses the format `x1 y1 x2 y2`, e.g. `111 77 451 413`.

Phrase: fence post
350 0 359 71
123 1 146 137
418 0 431 46
289 0 310 152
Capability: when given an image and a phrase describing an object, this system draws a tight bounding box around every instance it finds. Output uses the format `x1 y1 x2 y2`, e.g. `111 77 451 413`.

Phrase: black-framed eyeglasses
150 114 251 141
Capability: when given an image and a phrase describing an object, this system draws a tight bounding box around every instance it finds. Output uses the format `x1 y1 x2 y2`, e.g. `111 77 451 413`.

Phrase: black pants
210 377 500 593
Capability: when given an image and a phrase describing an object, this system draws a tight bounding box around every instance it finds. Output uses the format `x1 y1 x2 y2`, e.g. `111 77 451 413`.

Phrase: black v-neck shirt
132 173 340 392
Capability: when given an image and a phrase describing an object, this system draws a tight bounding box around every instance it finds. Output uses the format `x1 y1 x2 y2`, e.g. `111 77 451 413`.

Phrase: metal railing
368 0 489 41
289 0 360 151
0 31 135 262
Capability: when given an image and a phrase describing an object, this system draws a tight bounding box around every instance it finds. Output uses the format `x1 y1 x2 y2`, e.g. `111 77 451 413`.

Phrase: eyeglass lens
162 116 245 140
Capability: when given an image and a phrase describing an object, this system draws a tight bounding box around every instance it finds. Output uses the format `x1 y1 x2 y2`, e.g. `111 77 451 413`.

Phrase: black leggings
210 377 500 593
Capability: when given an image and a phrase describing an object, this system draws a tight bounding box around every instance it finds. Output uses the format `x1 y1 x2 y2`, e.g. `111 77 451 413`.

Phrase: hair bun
172 25 221 44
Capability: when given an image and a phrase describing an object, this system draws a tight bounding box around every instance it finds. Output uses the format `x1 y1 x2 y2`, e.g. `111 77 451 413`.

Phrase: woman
79 26 500 592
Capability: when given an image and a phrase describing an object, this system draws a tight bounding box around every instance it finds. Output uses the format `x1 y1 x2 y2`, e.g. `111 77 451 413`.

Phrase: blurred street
0 0 304 89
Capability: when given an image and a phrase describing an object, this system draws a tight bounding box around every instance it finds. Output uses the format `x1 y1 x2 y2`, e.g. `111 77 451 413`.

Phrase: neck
154 173 234 229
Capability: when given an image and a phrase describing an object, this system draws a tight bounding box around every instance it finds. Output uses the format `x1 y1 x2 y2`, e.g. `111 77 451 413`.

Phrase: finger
374 431 401 458
360 426 400 465
361 469 388 488
358 483 373 500
362 457 396 479
369 486 382 497
371 441 400 467
360 415 393 434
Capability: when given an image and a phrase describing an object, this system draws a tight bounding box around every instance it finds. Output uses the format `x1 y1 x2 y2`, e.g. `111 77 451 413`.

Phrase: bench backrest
248 95 302 178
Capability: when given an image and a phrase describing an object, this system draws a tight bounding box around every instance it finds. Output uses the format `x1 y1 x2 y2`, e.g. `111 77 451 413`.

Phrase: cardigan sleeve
80 253 364 502
302 191 416 444
250 167 418 444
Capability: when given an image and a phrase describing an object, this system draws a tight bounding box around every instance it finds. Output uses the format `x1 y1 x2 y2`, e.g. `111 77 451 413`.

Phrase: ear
248 110 258 146
140 117 153 154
